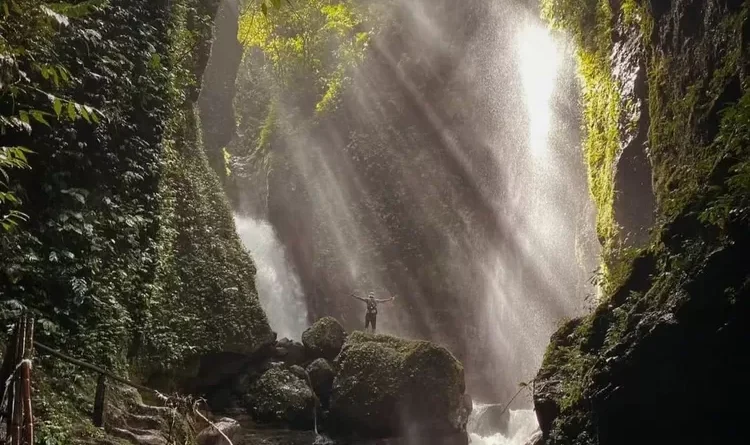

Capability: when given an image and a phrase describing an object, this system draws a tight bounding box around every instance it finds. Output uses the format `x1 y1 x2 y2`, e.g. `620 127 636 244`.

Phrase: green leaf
261 2 268 16
150 53 161 69
19 111 29 125
67 101 76 120
53 98 63 118
78 105 91 123
58 66 70 82
30 110 50 126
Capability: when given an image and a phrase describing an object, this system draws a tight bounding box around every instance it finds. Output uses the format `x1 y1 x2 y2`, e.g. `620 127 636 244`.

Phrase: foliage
699 88 750 227
1 0 273 440
0 0 105 230
235 0 370 147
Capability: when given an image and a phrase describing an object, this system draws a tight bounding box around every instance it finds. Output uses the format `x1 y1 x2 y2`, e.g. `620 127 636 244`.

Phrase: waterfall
220 0 600 403
468 403 540 445
234 215 308 340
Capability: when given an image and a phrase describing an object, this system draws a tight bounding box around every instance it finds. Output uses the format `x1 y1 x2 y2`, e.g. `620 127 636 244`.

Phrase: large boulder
301 317 347 360
244 367 317 429
306 358 335 407
329 332 469 439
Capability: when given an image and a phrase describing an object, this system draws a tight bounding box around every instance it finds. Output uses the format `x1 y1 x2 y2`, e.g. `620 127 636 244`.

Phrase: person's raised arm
351 293 366 302
376 295 396 303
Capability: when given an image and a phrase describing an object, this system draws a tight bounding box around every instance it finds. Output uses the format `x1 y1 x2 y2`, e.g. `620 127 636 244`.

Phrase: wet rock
329 332 468 438
306 358 335 406
523 430 543 445
458 394 473 430
245 367 316 429
289 364 309 382
275 337 307 366
196 417 241 445
198 0 243 175
110 427 166 445
611 12 656 247
301 317 347 360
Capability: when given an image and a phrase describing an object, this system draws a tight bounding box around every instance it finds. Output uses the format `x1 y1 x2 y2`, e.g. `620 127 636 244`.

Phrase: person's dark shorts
365 312 377 330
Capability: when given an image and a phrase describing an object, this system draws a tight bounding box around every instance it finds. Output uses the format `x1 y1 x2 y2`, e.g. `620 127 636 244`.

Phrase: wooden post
92 373 106 428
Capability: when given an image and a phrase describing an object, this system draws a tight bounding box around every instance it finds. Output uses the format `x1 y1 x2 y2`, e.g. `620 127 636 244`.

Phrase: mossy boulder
301 317 347 360
306 358 335 407
328 332 469 438
245 367 316 429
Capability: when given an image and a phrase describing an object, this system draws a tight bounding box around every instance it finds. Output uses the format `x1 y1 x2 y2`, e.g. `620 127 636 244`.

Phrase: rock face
301 317 347 360
198 0 243 178
329 332 469 439
306 358 335 407
245 367 317 429
610 11 656 247
534 0 750 443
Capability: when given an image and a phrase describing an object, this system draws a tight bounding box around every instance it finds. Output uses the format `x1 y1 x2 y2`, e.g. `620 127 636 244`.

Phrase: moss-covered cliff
0 0 271 441
534 0 750 443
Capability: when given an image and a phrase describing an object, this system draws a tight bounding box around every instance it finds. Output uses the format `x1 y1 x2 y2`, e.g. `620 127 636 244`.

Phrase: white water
469 408 540 445
234 215 308 339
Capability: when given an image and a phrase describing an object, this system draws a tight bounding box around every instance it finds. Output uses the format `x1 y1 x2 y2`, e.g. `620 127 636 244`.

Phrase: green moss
331 333 466 434
302 316 347 360
147 103 273 370
247 367 316 426
542 0 636 293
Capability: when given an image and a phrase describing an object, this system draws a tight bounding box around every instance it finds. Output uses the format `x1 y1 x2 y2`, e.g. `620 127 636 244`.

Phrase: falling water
234 216 309 339
469 408 540 445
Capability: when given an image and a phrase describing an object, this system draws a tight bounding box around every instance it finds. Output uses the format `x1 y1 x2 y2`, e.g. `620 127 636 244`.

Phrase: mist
204 0 600 404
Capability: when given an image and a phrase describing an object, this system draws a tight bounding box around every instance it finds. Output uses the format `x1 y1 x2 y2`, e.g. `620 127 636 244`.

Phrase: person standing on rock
351 292 396 333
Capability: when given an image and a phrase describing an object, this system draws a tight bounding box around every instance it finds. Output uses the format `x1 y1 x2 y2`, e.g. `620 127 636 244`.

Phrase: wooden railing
0 315 35 445
0 314 234 445
0 314 163 444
